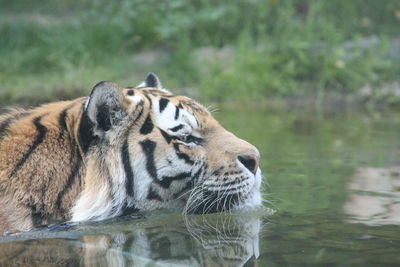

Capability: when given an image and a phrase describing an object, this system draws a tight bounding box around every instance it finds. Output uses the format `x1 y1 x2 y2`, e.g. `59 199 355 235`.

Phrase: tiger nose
237 153 260 175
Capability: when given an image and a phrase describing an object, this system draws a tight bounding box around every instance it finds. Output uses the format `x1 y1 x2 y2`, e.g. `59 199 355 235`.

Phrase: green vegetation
1 0 400 104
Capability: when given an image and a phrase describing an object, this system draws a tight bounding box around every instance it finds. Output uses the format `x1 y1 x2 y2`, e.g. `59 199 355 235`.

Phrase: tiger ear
137 72 162 89
85 81 126 135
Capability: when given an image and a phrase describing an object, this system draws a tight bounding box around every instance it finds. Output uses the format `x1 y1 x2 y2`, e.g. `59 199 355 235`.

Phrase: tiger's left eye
179 134 203 145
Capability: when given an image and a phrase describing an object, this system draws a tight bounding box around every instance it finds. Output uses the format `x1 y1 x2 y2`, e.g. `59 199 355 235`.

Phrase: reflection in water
184 214 260 266
0 212 263 266
344 167 400 225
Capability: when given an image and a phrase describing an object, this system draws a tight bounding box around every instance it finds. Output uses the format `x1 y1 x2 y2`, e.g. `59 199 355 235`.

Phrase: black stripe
174 106 180 120
131 101 144 125
189 163 206 185
31 214 43 227
56 154 81 210
173 142 181 152
207 184 246 194
157 172 191 188
120 204 139 216
217 177 247 188
159 98 169 112
143 92 153 109
58 111 68 132
198 164 208 183
176 152 194 165
212 166 224 176
122 138 135 197
192 167 203 184
58 102 78 141
159 128 172 144
78 108 95 154
0 117 13 139
58 107 70 132
28 202 43 228
0 112 30 141
139 115 154 135
170 124 183 132
140 139 158 180
147 186 163 201
10 115 47 178
58 102 78 131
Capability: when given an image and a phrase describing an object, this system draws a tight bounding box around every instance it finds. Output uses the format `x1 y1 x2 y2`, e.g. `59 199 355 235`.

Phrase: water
1 104 400 266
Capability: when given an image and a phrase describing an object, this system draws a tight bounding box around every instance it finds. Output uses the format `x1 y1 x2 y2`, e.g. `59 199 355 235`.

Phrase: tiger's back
0 99 86 232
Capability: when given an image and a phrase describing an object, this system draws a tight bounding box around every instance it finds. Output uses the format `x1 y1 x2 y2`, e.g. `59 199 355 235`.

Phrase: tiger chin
0 73 262 234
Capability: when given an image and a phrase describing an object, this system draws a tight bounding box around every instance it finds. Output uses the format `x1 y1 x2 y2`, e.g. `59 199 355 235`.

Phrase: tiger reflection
83 214 261 267
0 214 261 267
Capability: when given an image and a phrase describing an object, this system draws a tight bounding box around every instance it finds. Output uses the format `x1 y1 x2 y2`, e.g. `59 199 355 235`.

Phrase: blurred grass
1 0 400 104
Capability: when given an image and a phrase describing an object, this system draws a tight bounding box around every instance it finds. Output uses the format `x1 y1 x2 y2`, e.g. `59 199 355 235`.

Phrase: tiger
0 73 262 234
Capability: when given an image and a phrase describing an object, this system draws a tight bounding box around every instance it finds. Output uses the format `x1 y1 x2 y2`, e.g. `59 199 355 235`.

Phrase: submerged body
0 73 262 234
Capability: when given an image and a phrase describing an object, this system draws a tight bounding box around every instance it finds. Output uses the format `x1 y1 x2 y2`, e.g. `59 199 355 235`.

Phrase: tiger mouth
184 187 258 215
183 170 262 215
186 192 242 214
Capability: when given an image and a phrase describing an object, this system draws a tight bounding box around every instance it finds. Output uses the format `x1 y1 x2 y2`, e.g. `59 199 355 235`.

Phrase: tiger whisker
175 186 195 201
201 194 216 214
221 184 232 211
183 187 202 214
184 183 210 214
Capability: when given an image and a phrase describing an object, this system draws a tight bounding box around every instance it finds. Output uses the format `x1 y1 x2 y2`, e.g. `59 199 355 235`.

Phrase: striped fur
0 73 262 234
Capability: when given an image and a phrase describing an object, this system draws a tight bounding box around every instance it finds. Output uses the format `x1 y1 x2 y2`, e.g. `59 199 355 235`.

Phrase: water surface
1 104 400 266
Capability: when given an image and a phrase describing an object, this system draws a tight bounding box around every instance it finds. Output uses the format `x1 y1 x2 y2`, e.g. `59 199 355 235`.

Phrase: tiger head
71 73 262 221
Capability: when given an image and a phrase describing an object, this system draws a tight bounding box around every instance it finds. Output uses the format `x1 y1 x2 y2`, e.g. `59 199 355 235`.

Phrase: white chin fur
233 169 263 211
237 188 262 210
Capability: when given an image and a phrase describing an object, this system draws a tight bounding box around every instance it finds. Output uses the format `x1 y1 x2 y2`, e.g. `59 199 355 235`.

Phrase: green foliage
0 0 399 103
